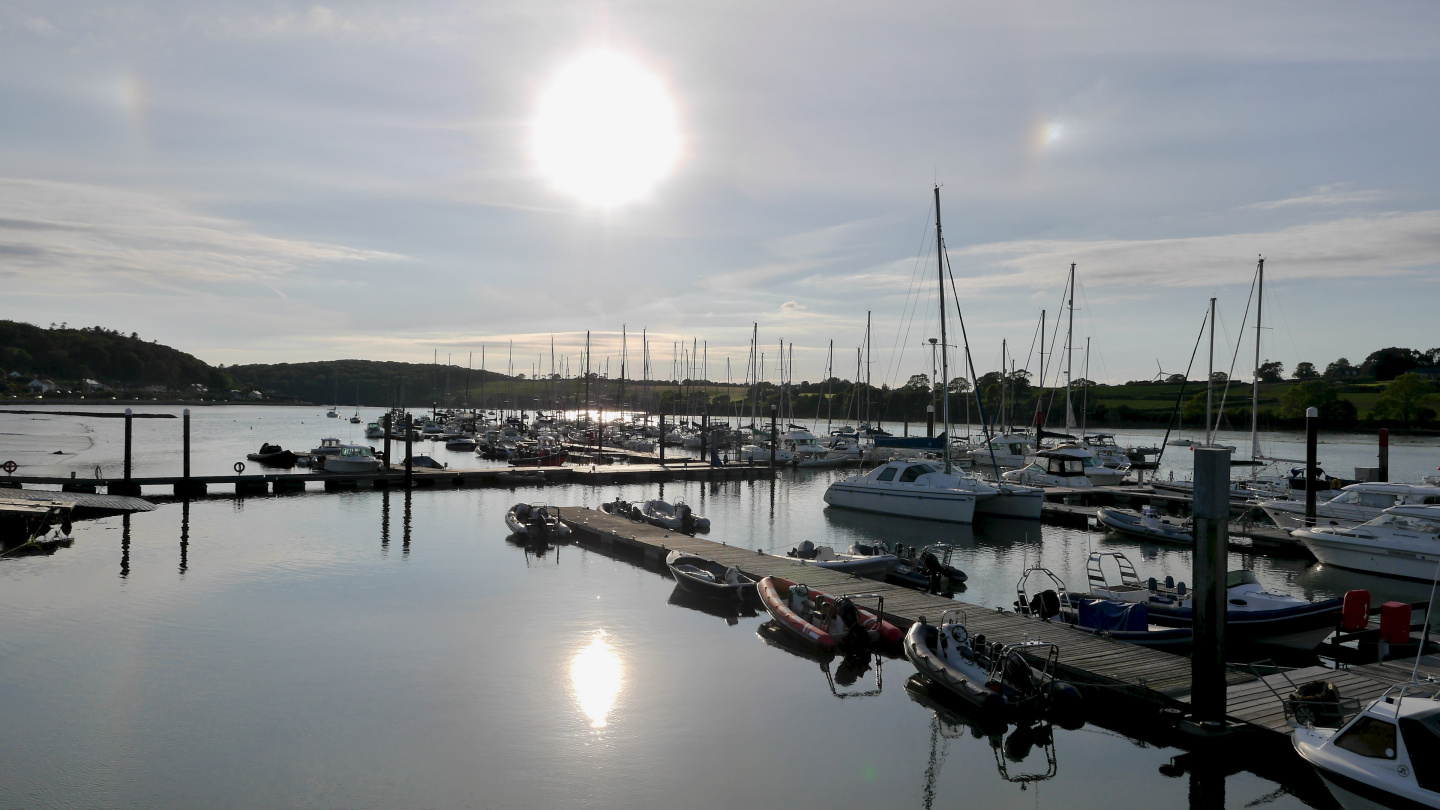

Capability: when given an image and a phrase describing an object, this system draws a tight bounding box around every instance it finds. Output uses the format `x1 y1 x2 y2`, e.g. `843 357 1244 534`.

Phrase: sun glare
570 631 623 728
534 51 680 208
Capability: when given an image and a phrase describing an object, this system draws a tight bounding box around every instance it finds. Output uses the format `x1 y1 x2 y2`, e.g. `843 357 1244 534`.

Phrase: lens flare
570 631 623 728
533 51 681 207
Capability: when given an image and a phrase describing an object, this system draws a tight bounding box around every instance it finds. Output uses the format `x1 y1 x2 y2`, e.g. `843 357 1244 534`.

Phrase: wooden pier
555 506 1439 743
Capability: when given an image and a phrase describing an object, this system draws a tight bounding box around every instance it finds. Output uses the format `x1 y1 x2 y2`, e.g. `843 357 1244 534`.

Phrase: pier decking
555 506 1439 742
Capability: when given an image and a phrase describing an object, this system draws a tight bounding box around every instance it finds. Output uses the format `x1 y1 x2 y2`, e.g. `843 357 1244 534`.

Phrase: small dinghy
886 544 969 593
1095 506 1192 545
600 498 641 520
247 443 298 468
904 609 1083 719
757 576 902 652
666 550 758 599
504 502 571 542
1013 566 1193 650
640 499 710 533
787 540 900 578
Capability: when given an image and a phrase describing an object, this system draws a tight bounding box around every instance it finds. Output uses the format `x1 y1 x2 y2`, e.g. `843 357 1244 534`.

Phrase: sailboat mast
1065 263 1075 430
1035 309 1046 433
1251 258 1264 460
1206 297 1216 447
934 186 951 474
1082 337 1091 436
865 311 872 427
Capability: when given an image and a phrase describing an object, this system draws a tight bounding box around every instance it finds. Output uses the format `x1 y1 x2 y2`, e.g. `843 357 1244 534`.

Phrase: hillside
0 320 227 389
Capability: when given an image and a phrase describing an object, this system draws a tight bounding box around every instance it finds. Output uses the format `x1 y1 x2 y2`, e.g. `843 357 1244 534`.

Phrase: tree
1279 380 1357 424
1257 361 1284 383
1293 362 1319 380
905 374 931 391
1210 371 1228 384
1166 373 1187 383
1323 358 1353 379
1361 347 1422 381
1372 373 1435 423
947 377 970 394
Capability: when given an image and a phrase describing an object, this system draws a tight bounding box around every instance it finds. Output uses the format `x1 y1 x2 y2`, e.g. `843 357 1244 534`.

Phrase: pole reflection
381 489 390 555
179 499 189 575
402 490 412 558
119 513 130 579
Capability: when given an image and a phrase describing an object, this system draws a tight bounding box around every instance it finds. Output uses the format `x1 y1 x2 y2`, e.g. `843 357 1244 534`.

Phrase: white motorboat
1002 451 1094 489
740 443 795 464
1262 482 1440 531
782 427 828 459
318 444 382 473
970 433 1036 470
796 452 854 469
445 434 478 451
823 459 991 524
786 540 900 578
505 502 571 541
1010 445 1126 487
1294 681 1440 810
1292 505 1440 581
1080 434 1131 469
310 437 344 457
364 422 384 439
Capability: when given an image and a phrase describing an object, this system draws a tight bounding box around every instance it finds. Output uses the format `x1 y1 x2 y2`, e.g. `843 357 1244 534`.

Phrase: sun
533 51 680 208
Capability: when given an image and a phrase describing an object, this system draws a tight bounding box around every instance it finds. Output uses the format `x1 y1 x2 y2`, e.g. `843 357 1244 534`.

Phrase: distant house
28 378 56 393
82 379 104 391
247 390 264 400
7 371 25 380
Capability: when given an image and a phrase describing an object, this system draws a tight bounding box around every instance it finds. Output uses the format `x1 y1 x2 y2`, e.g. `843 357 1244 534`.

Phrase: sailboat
349 384 362 423
824 187 1041 522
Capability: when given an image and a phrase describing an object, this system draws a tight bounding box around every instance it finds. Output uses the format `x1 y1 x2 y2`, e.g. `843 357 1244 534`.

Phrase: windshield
1226 570 1260 587
1371 514 1440 535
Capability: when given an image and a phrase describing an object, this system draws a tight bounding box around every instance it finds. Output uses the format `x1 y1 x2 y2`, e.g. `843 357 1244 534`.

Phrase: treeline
0 320 229 389
226 360 512 407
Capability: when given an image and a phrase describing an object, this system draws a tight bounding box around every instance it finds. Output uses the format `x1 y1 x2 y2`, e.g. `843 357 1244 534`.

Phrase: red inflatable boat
757 576 902 651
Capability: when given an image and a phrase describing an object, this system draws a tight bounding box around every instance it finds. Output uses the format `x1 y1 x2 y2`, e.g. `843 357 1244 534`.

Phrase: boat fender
1147 577 1158 592
1164 575 1175 589
723 566 742 585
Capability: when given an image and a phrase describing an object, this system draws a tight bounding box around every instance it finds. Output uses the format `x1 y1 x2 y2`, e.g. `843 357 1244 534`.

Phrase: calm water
3 405 1438 809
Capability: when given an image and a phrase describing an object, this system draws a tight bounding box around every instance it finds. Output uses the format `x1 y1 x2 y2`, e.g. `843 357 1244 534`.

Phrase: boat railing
1244 660 1366 728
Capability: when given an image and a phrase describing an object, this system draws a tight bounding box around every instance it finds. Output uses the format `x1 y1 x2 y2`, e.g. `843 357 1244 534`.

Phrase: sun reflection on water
571 631 623 728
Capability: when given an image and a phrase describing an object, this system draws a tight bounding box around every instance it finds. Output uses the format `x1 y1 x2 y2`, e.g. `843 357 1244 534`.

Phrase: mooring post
124 407 133 480
700 412 708 464
597 406 603 459
1378 428 1389 483
770 404 778 468
382 413 391 473
658 412 665 464
903 418 908 437
405 412 413 490
1305 406 1319 526
927 404 935 438
182 408 191 481
1191 445 1230 724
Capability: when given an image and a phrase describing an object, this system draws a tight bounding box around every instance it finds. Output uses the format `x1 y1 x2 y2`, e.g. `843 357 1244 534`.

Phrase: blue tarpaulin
1077 599 1148 632
873 432 946 450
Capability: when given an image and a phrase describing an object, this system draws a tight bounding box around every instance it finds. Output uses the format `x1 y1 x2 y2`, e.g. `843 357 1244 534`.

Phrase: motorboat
246 443 298 468
310 437 344 457
1001 453 1094 489
326 408 339 419
1012 566 1192 650
665 550 757 599
1294 682 1440 810
824 459 994 524
1080 434 1131 469
740 442 795 464
884 544 968 593
640 499 710 533
903 609 1083 718
970 433 1036 469
600 498 641 520
1037 444 1128 486
445 434 478 452
797 452 854 468
400 455 446 469
1292 505 1440 581
1075 551 1344 649
504 502 571 542
1261 483 1440 532
756 576 901 651
786 540 900 578
420 419 444 435
318 444 382 473
1094 506 1193 545
364 422 384 439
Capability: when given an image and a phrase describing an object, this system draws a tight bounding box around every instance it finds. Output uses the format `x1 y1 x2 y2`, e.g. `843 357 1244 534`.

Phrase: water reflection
570 631 622 728
754 621 885 699
120 513 130 579
179 500 189 575
381 489 390 554
402 490 411 558
666 583 756 626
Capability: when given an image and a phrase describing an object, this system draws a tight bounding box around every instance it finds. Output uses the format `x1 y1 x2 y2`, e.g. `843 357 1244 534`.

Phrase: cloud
779 300 805 311
0 178 402 292
1241 184 1386 211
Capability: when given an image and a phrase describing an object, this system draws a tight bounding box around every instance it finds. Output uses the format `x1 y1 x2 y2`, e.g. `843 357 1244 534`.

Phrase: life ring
1330 478 1344 490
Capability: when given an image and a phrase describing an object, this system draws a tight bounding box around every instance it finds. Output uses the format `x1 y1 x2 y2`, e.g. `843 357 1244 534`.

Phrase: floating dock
554 506 1439 744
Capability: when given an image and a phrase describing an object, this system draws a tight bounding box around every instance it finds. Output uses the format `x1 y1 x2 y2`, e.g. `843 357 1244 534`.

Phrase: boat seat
813 546 838 562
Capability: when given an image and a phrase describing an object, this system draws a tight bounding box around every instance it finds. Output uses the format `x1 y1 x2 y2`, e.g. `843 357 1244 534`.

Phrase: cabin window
1401 712 1440 792
899 465 929 483
877 467 898 482
1373 514 1440 535
1359 492 1401 509
1330 491 1360 504
1333 717 1398 759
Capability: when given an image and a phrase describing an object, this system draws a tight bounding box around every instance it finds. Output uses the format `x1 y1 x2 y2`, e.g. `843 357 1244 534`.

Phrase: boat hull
902 623 1002 713
973 488 1044 519
666 551 757 599
1295 531 1440 582
823 482 976 524
756 576 901 651
1095 508 1192 545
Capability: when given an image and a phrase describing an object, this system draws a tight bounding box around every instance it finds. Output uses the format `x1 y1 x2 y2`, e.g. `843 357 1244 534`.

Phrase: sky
2 1 1439 387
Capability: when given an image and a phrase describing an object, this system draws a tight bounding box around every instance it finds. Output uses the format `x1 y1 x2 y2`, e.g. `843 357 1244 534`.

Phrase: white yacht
740 442 795 464
319 444 382 473
970 433 1036 470
364 422 384 440
1291 505 1440 581
823 459 992 524
1004 445 1126 488
781 427 828 459
1261 482 1440 532
1080 434 1131 469
1294 682 1440 810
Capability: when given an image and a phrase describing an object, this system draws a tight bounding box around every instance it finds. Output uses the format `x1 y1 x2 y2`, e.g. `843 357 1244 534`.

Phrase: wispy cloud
1240 184 1385 211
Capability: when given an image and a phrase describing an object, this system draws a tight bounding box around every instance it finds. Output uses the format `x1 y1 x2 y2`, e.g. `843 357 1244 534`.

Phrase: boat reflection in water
822 505 976 549
905 673 1068 808
666 583 758 626
754 621 884 699
570 631 623 728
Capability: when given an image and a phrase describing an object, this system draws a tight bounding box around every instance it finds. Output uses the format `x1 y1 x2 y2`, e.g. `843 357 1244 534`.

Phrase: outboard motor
834 598 868 649
679 504 696 534
1028 590 1062 620
795 540 817 560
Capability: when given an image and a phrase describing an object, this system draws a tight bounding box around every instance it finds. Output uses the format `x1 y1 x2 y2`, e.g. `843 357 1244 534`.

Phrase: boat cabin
1328 484 1440 510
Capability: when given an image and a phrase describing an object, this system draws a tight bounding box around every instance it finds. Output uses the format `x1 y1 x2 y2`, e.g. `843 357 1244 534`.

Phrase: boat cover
1078 599 1148 632
873 433 946 449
